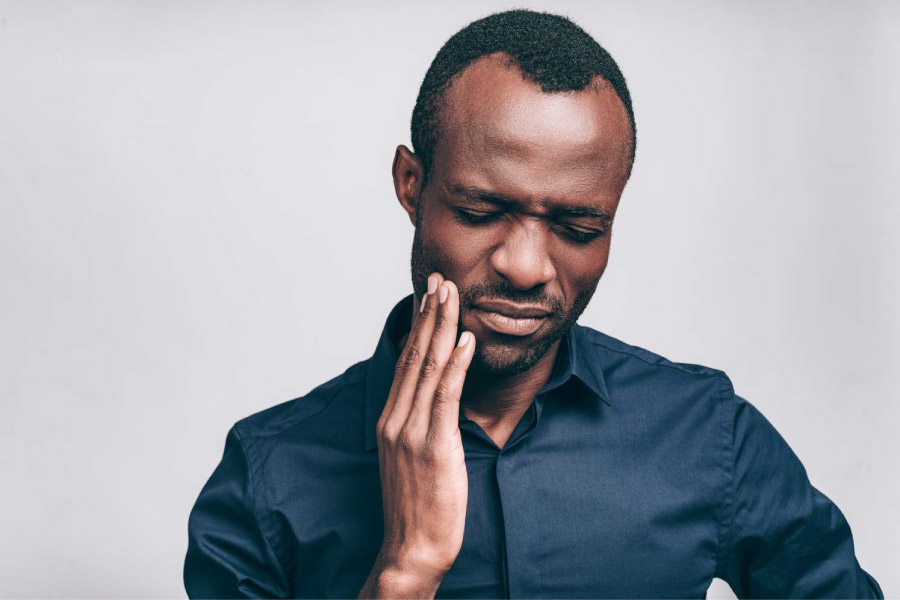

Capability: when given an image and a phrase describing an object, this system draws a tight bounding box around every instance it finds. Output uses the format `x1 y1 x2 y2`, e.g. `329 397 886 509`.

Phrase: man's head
393 9 635 376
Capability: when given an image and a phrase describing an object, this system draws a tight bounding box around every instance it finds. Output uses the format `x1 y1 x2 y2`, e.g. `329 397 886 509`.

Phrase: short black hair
411 9 637 186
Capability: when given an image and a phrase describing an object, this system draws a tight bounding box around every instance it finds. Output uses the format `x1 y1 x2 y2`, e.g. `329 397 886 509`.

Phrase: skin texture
359 53 633 598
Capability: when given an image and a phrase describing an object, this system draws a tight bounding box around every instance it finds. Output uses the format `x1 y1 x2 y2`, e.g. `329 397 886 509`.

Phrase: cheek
555 241 610 303
422 214 494 282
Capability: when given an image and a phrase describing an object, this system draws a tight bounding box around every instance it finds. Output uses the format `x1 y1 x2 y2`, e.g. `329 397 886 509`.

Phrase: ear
392 145 424 227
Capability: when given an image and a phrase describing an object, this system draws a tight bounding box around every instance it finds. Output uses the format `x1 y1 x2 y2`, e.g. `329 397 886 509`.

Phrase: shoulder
574 323 735 403
231 359 370 442
577 323 727 379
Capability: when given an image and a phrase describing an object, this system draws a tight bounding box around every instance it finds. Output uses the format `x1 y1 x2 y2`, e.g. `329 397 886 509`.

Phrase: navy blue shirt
185 294 882 598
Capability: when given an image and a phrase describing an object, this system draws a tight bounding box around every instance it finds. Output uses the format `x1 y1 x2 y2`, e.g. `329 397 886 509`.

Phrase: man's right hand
359 273 476 599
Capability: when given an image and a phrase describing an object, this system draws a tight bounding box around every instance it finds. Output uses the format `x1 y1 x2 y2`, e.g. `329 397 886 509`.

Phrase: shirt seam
715 375 737 579
239 376 366 441
232 425 292 584
583 336 724 378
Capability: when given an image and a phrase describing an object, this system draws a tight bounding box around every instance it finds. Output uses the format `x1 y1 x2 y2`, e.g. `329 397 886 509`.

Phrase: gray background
1 1 897 597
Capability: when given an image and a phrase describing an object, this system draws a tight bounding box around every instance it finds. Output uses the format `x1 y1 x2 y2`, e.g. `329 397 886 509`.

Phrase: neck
459 338 561 424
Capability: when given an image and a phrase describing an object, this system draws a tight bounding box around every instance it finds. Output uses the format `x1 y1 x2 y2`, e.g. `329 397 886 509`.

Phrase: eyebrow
447 184 612 223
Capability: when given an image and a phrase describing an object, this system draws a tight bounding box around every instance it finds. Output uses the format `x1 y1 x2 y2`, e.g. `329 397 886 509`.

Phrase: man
184 10 882 598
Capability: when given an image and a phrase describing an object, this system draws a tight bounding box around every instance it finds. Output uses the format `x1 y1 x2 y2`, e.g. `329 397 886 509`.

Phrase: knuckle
443 355 462 375
379 421 400 444
434 381 453 403
420 353 441 377
398 345 422 372
397 429 421 454
377 413 402 440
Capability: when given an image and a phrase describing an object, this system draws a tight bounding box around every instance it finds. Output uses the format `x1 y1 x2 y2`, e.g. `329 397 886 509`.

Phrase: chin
470 334 558 376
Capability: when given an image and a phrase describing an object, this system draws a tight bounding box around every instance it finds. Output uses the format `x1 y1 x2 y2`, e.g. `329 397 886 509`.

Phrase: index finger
379 273 445 424
406 279 461 430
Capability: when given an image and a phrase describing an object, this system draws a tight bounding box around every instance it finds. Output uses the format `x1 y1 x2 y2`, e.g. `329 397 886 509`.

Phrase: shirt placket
494 398 543 598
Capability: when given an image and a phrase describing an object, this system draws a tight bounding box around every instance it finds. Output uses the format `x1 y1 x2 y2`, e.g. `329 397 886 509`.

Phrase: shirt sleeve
184 426 290 598
715 388 882 598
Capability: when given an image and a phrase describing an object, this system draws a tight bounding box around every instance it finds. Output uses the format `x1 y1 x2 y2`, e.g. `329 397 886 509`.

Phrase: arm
184 427 290 599
715 387 882 598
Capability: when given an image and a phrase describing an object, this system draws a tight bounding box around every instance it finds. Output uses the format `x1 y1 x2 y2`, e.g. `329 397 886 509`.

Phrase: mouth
470 300 552 337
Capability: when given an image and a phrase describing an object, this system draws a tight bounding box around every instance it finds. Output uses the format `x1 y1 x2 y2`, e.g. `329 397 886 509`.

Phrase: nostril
489 242 556 291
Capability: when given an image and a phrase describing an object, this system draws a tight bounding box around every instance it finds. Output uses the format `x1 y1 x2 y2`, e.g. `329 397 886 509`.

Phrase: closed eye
454 209 503 225
555 224 605 244
455 208 605 244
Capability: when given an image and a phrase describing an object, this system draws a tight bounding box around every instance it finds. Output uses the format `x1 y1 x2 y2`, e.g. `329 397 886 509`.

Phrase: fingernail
438 284 449 304
420 294 428 313
427 275 438 295
458 331 472 347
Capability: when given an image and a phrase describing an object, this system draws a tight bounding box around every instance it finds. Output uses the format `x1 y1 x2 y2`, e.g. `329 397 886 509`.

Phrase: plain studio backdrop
1 1 898 597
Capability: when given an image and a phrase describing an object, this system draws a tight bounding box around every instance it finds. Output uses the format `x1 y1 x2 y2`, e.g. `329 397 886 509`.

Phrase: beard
411 212 596 376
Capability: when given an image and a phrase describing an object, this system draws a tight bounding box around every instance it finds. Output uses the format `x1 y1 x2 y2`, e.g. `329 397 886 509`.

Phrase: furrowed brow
447 183 611 224
553 206 612 225
447 184 518 208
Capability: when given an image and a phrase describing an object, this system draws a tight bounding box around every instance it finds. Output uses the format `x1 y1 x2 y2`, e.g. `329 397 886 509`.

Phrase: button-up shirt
184 294 882 598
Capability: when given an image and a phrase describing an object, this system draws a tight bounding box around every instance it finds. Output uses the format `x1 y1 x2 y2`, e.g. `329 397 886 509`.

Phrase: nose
489 219 557 291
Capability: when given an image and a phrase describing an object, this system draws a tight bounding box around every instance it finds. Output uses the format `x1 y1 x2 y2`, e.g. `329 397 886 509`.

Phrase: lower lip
472 308 548 336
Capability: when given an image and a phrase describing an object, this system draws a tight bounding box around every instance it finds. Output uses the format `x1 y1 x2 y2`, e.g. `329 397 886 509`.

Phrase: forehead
433 53 633 203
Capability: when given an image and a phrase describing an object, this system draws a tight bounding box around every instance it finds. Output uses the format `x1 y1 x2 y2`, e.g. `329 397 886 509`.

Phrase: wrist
362 550 449 599
374 563 443 598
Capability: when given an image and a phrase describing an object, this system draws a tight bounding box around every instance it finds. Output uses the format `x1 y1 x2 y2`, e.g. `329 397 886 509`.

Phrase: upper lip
472 299 552 319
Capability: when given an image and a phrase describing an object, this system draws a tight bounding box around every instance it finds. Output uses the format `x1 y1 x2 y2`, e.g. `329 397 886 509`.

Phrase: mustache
459 281 564 314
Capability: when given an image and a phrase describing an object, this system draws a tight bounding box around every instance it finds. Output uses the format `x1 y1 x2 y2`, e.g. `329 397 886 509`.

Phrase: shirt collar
364 294 611 452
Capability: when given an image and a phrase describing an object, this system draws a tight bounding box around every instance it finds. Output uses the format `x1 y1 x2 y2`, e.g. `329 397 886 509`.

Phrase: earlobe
392 145 424 226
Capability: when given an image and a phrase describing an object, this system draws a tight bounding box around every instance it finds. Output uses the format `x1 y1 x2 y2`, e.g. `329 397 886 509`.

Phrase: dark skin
359 53 633 598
